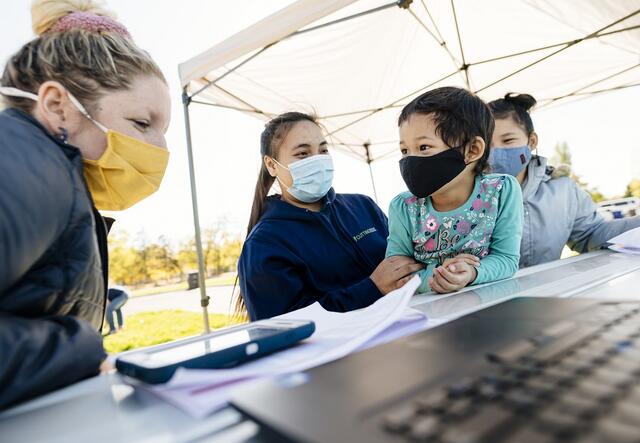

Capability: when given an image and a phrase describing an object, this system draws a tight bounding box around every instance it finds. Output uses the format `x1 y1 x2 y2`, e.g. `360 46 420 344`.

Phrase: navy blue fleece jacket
238 189 388 320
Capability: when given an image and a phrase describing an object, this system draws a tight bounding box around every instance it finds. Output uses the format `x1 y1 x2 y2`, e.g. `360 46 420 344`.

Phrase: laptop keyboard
381 302 640 443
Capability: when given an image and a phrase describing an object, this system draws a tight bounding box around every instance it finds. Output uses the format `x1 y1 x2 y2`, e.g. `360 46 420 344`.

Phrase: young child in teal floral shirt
386 87 523 294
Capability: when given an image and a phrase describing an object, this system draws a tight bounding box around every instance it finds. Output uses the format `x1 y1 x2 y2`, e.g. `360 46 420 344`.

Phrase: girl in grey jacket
488 93 640 268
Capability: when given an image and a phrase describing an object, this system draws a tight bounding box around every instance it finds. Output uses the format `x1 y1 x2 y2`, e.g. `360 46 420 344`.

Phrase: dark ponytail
488 93 537 135
233 111 318 319
247 167 276 237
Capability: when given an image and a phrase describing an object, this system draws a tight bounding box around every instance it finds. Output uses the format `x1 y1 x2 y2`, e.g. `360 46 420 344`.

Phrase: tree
199 217 239 276
131 230 151 284
108 230 149 285
549 142 606 203
624 178 640 198
588 189 606 203
176 227 242 277
145 236 183 283
551 141 572 166
177 239 198 272
108 219 243 288
108 231 134 285
202 227 222 277
220 237 243 272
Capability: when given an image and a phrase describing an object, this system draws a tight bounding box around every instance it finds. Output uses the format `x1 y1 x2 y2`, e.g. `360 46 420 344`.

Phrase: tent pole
364 143 378 202
182 90 211 334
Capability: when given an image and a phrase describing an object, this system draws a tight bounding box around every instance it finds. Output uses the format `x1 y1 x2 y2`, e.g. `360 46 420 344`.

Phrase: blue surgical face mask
489 145 532 177
273 154 334 203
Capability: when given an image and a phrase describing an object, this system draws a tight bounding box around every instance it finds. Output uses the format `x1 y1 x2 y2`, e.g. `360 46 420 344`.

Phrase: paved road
124 285 236 316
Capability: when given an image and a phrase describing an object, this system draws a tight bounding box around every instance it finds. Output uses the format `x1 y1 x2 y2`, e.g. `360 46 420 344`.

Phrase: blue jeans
106 293 128 332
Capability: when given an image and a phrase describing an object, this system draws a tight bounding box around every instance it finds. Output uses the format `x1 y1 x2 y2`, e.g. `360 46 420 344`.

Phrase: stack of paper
609 227 640 255
142 276 427 418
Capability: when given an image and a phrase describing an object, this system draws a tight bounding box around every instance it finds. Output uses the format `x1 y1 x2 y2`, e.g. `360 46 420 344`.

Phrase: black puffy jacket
0 108 108 410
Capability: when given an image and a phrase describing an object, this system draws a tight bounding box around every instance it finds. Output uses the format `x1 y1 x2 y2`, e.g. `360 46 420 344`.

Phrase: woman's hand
429 260 478 294
100 359 114 374
371 256 424 295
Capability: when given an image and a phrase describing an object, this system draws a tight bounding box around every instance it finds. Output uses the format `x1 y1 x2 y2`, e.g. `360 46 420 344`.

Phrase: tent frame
181 0 640 328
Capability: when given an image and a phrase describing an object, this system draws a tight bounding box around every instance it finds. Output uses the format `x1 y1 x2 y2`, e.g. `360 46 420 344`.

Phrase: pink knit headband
48 11 130 37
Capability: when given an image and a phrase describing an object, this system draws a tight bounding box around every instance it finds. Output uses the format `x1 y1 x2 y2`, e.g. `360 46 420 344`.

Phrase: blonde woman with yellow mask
0 0 170 409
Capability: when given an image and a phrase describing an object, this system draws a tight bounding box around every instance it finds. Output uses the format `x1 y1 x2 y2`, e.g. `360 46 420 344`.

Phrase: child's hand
429 261 478 294
442 254 480 269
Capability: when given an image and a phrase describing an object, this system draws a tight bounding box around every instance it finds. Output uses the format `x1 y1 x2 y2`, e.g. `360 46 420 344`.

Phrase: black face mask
399 149 467 198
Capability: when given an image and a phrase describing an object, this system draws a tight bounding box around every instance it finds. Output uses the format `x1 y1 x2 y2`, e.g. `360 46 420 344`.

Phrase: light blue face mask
489 145 532 177
274 154 334 203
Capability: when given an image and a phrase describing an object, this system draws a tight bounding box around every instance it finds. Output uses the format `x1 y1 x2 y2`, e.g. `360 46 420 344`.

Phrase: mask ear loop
0 86 110 135
66 93 108 133
0 86 39 101
268 157 290 194
270 157 290 171
1 87 71 143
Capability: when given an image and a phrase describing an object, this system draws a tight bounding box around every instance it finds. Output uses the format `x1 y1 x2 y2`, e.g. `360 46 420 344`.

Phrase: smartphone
115 319 315 384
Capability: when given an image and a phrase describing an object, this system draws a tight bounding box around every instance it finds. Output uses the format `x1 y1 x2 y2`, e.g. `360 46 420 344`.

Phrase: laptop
232 297 640 443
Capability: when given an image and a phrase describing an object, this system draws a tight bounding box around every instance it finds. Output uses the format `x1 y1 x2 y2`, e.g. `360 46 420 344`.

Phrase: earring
57 127 69 144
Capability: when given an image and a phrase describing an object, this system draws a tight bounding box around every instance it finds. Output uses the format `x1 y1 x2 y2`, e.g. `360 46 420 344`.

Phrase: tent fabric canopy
179 0 640 163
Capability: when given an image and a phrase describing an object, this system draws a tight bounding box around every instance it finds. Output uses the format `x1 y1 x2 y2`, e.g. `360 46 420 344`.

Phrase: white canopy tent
178 0 640 329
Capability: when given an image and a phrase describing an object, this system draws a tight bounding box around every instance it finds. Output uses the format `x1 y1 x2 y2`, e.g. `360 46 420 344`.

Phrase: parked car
597 197 640 220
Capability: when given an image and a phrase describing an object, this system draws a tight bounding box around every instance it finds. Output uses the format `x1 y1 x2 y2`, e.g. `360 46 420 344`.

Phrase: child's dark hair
488 93 537 135
398 87 494 174
234 111 318 319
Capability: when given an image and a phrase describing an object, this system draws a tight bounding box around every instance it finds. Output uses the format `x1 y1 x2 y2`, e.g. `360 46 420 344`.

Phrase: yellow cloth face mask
68 93 170 211
82 130 169 211
0 86 170 211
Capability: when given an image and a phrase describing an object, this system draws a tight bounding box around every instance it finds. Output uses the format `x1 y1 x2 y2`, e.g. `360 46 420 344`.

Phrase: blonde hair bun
31 0 116 35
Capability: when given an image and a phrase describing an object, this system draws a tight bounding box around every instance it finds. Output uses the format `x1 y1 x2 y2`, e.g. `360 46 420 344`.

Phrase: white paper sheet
609 244 640 256
609 227 640 255
146 276 423 417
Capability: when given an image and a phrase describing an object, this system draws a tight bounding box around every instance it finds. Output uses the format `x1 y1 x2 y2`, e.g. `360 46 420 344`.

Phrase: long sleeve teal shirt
386 174 523 293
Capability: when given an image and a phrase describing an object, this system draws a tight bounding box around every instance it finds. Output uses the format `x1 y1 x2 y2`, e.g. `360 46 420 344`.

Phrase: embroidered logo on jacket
353 227 377 242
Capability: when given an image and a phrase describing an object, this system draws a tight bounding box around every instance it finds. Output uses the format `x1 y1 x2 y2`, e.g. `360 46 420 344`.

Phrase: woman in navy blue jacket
238 113 423 320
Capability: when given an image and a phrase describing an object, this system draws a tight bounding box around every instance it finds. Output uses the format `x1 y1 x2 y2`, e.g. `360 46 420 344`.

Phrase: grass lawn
131 273 238 297
103 309 244 354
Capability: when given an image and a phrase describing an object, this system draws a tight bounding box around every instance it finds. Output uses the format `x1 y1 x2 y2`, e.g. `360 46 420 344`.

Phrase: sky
2 0 639 245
